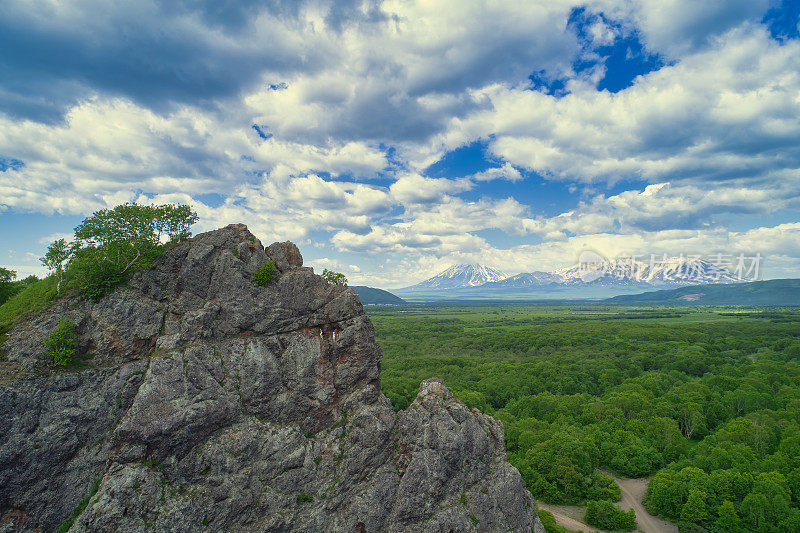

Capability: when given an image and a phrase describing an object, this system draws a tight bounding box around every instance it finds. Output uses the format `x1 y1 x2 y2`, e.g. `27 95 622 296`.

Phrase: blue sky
1 0 799 288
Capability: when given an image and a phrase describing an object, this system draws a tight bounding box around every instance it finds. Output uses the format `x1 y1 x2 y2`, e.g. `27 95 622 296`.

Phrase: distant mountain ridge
479 271 561 289
396 257 748 299
351 286 406 305
605 278 800 305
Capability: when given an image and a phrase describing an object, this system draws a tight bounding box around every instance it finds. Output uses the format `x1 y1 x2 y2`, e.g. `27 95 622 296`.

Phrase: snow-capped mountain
556 259 649 286
401 264 508 291
397 254 743 298
396 257 745 298
480 271 562 288
640 257 741 284
556 257 742 286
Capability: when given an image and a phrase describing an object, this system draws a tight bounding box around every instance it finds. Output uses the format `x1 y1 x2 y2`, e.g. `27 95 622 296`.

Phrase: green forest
369 304 800 532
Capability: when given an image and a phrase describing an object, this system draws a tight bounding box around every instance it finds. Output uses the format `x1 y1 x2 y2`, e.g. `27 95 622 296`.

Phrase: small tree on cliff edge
40 239 73 295
0 267 17 304
322 269 348 286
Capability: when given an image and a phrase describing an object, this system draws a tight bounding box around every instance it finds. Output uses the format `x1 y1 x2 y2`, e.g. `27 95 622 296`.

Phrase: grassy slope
0 276 57 334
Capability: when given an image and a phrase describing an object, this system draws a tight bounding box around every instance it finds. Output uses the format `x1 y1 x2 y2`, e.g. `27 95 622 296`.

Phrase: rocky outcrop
0 224 543 533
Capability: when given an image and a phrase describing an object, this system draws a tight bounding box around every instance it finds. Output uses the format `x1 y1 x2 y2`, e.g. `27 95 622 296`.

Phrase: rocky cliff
0 224 543 533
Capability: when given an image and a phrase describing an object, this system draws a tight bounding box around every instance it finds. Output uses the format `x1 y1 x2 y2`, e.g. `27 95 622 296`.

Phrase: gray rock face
0 224 543 533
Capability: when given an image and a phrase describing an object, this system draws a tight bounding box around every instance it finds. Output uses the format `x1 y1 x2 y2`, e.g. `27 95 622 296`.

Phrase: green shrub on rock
322 269 347 285
44 317 77 366
56 477 101 533
253 260 278 286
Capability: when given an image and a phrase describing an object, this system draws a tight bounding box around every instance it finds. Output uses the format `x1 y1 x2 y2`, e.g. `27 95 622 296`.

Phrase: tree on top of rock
68 203 198 299
322 269 348 286
40 239 73 295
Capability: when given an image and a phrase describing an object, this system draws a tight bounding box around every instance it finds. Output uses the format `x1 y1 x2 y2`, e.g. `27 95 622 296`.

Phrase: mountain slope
400 264 508 291
0 225 542 533
606 278 800 305
480 271 561 288
351 285 406 305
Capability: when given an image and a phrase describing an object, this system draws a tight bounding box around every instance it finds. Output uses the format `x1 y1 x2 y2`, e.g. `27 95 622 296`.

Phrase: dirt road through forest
613 475 678 533
537 472 678 533
537 503 597 532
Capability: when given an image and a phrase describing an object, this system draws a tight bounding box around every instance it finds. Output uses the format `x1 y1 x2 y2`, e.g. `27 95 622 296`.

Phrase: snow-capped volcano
401 264 508 291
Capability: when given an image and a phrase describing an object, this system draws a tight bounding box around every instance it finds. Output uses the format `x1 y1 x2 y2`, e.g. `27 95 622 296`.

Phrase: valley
368 303 800 532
